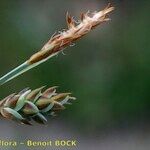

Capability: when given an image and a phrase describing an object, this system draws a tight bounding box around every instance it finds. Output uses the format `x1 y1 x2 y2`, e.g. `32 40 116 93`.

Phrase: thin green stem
0 52 59 86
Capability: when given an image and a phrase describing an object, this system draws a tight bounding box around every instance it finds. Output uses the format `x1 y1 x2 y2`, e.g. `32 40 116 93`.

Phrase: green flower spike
0 86 76 125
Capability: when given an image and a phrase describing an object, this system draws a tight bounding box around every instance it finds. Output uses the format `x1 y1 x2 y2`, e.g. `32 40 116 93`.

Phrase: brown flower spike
0 86 75 125
0 4 114 85
28 4 114 64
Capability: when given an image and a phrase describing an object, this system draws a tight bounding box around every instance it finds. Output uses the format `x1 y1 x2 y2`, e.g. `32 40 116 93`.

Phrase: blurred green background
0 0 150 141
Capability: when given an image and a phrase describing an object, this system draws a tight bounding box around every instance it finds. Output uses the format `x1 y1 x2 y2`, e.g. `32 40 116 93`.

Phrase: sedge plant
0 4 114 125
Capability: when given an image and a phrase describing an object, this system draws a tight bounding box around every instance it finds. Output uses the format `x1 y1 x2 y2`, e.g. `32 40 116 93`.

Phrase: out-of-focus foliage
0 0 149 131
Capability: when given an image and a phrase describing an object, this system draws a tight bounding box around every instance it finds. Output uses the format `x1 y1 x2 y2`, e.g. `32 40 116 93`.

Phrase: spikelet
0 4 114 86
28 3 114 64
0 86 76 125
